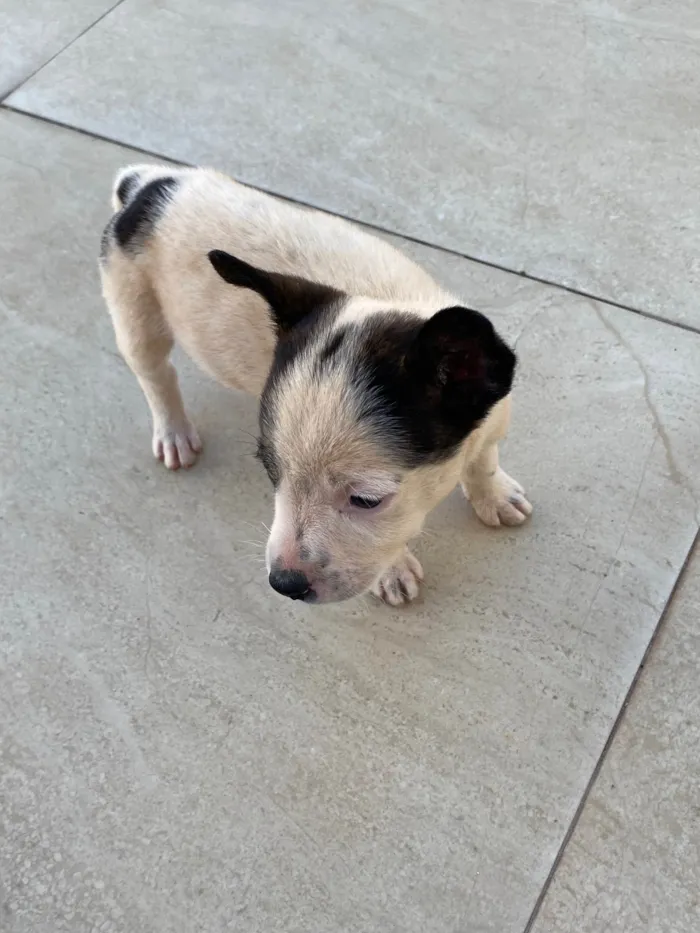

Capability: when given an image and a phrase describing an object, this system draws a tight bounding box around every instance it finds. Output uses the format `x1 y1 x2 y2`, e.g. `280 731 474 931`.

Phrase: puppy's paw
371 549 424 606
152 419 202 470
465 468 532 527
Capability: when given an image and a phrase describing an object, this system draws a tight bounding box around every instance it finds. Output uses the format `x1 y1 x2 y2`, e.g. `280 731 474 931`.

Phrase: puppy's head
209 249 515 604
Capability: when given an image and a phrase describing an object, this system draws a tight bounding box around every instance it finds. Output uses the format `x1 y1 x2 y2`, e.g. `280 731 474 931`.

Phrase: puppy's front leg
461 396 532 527
371 548 424 606
462 443 532 527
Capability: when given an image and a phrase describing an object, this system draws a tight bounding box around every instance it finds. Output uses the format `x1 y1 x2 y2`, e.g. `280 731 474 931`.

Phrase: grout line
522 527 700 933
0 0 127 104
1 102 699 339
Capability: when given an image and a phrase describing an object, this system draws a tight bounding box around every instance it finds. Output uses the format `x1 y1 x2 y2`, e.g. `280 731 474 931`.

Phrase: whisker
238 519 270 533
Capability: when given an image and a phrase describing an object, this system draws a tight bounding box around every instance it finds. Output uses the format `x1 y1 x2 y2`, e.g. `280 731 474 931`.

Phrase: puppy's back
110 165 443 300
101 164 453 392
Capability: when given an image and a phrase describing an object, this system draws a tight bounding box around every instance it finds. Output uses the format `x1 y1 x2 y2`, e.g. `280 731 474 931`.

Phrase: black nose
268 569 312 600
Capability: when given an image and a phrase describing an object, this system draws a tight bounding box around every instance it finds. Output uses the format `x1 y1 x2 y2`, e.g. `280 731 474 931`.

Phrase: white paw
371 550 424 606
152 420 202 470
465 468 532 527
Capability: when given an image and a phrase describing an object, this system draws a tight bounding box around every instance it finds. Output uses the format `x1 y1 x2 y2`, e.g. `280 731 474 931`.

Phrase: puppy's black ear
208 249 344 333
410 306 516 408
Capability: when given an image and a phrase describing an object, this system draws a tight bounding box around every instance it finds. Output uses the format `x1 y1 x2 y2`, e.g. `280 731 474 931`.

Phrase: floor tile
7 0 700 328
0 0 117 97
531 540 700 933
1 109 699 933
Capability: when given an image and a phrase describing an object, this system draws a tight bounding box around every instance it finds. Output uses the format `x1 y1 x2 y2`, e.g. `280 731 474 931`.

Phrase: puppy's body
100 165 531 604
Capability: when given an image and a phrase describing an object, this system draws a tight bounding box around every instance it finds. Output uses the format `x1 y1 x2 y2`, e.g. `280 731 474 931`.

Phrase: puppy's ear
409 306 515 407
208 249 343 333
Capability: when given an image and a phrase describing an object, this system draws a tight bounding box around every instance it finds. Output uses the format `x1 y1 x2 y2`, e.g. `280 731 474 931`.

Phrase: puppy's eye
256 438 281 487
349 494 384 510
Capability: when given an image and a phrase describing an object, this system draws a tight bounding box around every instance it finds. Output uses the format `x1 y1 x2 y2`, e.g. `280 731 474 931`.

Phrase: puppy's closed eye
349 494 384 509
256 439 281 486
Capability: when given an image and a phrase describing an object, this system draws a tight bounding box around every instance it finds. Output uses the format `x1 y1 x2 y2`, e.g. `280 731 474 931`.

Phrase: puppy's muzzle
268 568 313 601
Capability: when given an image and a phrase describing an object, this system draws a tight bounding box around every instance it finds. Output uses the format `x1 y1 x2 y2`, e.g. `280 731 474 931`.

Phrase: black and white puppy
100 165 531 605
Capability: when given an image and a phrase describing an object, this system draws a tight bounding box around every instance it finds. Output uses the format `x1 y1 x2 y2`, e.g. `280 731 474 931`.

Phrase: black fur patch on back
99 215 116 262
115 171 142 207
113 176 179 254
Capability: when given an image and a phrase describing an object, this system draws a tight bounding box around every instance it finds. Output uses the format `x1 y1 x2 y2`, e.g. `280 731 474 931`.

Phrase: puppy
99 165 531 605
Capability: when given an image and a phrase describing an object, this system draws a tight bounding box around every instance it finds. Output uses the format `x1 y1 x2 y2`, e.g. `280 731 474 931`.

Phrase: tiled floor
0 4 698 933
7 0 700 327
0 0 117 96
532 554 700 933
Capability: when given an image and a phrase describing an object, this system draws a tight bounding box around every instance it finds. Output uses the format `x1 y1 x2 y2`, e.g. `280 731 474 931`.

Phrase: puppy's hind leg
101 257 202 470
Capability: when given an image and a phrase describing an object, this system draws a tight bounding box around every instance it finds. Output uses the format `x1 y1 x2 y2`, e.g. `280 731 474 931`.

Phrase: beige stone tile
1 109 699 932
532 542 700 933
0 0 116 97
7 0 700 326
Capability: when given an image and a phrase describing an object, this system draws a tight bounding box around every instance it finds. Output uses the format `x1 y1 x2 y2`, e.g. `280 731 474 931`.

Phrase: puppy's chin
303 567 384 604
302 589 349 605
300 577 369 605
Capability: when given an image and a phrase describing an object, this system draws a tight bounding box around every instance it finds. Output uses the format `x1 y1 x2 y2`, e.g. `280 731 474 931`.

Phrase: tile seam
0 0 128 104
2 105 699 338
521 528 700 933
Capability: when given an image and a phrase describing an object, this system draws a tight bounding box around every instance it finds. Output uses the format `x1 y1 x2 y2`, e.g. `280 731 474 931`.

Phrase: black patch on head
257 304 343 485
209 250 345 487
113 176 179 254
315 326 349 374
351 307 516 466
208 250 344 334
256 302 515 485
115 171 142 207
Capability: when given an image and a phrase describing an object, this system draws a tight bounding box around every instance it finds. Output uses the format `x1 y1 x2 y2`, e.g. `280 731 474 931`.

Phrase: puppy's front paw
371 549 424 606
465 468 532 527
152 419 202 470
